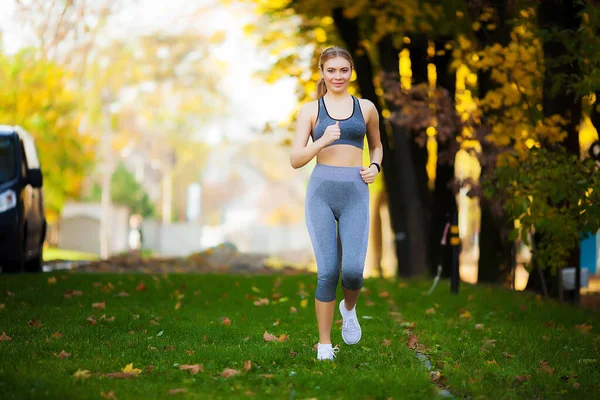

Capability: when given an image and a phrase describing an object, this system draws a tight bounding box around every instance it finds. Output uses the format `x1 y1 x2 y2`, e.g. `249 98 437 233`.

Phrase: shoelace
343 317 359 332
319 345 340 359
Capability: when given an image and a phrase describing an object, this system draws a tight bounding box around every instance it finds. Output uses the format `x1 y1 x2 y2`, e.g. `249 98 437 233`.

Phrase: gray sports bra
311 95 366 150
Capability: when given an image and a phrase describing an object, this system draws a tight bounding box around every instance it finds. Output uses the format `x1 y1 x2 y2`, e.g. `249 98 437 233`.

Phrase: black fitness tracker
370 162 381 173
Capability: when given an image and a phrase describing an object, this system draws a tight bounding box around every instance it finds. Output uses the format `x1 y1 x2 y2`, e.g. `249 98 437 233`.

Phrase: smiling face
320 56 352 94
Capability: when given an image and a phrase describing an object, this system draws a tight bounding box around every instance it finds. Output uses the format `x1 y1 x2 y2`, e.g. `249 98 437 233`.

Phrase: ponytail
316 78 327 99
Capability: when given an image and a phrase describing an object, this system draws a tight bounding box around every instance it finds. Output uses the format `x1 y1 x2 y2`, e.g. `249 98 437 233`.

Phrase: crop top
311 95 366 150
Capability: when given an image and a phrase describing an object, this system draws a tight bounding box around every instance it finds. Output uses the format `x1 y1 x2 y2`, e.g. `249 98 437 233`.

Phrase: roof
0 125 16 136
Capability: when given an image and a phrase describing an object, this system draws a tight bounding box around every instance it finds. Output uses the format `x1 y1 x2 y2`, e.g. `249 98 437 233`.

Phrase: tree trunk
526 0 584 297
429 37 459 278
378 34 428 277
331 8 407 271
406 34 432 271
471 0 514 284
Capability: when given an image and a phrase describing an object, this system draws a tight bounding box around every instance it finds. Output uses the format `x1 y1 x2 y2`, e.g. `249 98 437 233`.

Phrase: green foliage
483 147 600 273
86 162 156 218
0 48 96 223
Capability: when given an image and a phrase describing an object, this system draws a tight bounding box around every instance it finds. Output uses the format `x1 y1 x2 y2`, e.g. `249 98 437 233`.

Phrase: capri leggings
305 163 370 302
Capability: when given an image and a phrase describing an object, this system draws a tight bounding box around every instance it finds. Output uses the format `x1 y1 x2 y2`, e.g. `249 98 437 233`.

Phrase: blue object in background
580 230 599 275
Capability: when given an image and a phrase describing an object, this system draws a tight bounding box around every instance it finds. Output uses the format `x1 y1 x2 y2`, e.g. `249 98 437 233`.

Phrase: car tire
25 244 43 273
2 235 25 274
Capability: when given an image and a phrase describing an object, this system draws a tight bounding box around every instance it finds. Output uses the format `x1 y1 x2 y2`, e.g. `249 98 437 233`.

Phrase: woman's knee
315 269 339 302
341 267 364 290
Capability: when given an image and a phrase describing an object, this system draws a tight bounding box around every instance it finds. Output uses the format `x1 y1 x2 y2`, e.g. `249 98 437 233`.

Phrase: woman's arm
290 102 324 169
365 100 383 168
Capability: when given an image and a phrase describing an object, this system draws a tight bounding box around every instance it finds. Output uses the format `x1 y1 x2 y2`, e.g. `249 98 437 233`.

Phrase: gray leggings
305 163 370 302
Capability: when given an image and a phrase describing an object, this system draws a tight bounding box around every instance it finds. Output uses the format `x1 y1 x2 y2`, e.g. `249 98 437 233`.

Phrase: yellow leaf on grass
300 299 308 308
460 310 472 319
221 368 240 378
73 369 92 379
122 363 142 375
48 277 57 284
179 364 203 374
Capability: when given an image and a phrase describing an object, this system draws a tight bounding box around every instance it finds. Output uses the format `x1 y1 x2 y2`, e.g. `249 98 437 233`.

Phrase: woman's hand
360 164 379 184
318 121 341 147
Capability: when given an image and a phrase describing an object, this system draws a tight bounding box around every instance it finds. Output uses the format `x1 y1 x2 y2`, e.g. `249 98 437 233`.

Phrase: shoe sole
339 301 362 345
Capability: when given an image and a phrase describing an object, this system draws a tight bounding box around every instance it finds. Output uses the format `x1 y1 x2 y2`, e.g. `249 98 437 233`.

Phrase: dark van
0 125 46 273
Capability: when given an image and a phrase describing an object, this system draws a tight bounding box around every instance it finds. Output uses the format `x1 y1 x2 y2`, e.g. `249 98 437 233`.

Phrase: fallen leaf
539 361 555 374
263 331 278 342
179 364 203 374
253 298 269 306
136 282 146 291
28 319 42 328
575 324 592 334
408 335 418 349
475 324 484 330
185 349 195 356
55 350 71 359
48 277 57 284
87 316 97 325
175 301 181 310
2 290 14 296
460 310 472 319
300 299 308 308
148 346 158 351
289 351 297 357
115 291 129 297
1 331 12 341
106 372 136 379
244 360 252 371
425 308 436 315
544 321 554 328
383 339 391 347
73 369 91 379
221 368 240 378
150 320 159 325
100 390 117 399
502 352 515 359
72 290 83 296
92 302 105 309
278 334 289 342
273 319 280 326
92 282 103 288
122 363 142 375
243 336 250 341
485 359 497 365
379 291 390 298
289 307 297 313
541 335 549 341
52 331 64 338
169 388 188 395
365 300 376 306
0 304 4 309
573 382 581 389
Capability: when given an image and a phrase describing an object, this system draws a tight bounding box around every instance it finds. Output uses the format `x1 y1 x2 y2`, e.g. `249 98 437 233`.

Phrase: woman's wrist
369 162 381 173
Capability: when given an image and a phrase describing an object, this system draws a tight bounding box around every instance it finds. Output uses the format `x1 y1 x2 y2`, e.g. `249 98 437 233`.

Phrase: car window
0 136 17 184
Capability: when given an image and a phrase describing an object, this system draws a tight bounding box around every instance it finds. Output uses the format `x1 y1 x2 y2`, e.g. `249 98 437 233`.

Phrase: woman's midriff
316 144 363 167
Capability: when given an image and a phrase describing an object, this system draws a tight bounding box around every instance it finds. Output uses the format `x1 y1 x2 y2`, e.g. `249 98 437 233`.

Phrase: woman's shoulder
356 97 376 111
298 100 319 118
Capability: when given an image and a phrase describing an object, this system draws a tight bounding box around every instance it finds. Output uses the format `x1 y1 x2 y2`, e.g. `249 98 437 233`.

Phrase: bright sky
0 0 298 143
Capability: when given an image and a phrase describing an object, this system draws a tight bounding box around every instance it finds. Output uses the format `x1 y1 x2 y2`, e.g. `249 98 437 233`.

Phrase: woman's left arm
359 100 383 184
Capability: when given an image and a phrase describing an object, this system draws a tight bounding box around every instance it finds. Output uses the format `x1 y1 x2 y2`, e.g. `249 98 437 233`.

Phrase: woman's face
321 57 352 94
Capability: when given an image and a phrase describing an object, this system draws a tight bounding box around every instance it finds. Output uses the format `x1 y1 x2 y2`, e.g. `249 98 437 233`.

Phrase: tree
0 49 96 223
86 161 156 218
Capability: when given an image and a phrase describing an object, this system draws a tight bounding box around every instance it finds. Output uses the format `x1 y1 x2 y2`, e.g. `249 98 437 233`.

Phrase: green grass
0 272 599 399
43 247 99 262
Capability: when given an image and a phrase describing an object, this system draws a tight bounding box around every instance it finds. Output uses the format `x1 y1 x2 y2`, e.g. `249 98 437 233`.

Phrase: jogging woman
290 46 383 361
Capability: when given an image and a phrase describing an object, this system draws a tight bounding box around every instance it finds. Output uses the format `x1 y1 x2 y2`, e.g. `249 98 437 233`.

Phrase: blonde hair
316 46 354 100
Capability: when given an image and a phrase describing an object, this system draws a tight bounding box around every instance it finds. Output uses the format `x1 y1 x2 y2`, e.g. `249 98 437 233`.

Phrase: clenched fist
319 121 341 147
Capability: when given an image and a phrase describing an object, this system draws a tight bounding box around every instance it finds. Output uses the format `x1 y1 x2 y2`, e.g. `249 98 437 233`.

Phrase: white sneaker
317 343 340 361
339 299 362 345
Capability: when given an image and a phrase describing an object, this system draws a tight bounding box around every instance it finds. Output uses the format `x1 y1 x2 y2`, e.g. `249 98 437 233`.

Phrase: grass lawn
0 271 599 399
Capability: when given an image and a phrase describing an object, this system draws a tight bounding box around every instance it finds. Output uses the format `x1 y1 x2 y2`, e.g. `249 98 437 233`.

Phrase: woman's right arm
290 102 324 169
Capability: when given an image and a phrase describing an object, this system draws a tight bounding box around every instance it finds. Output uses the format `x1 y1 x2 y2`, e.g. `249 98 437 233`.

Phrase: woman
290 46 383 361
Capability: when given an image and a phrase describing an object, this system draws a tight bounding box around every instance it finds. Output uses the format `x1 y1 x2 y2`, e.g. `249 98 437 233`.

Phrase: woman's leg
306 182 339 345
